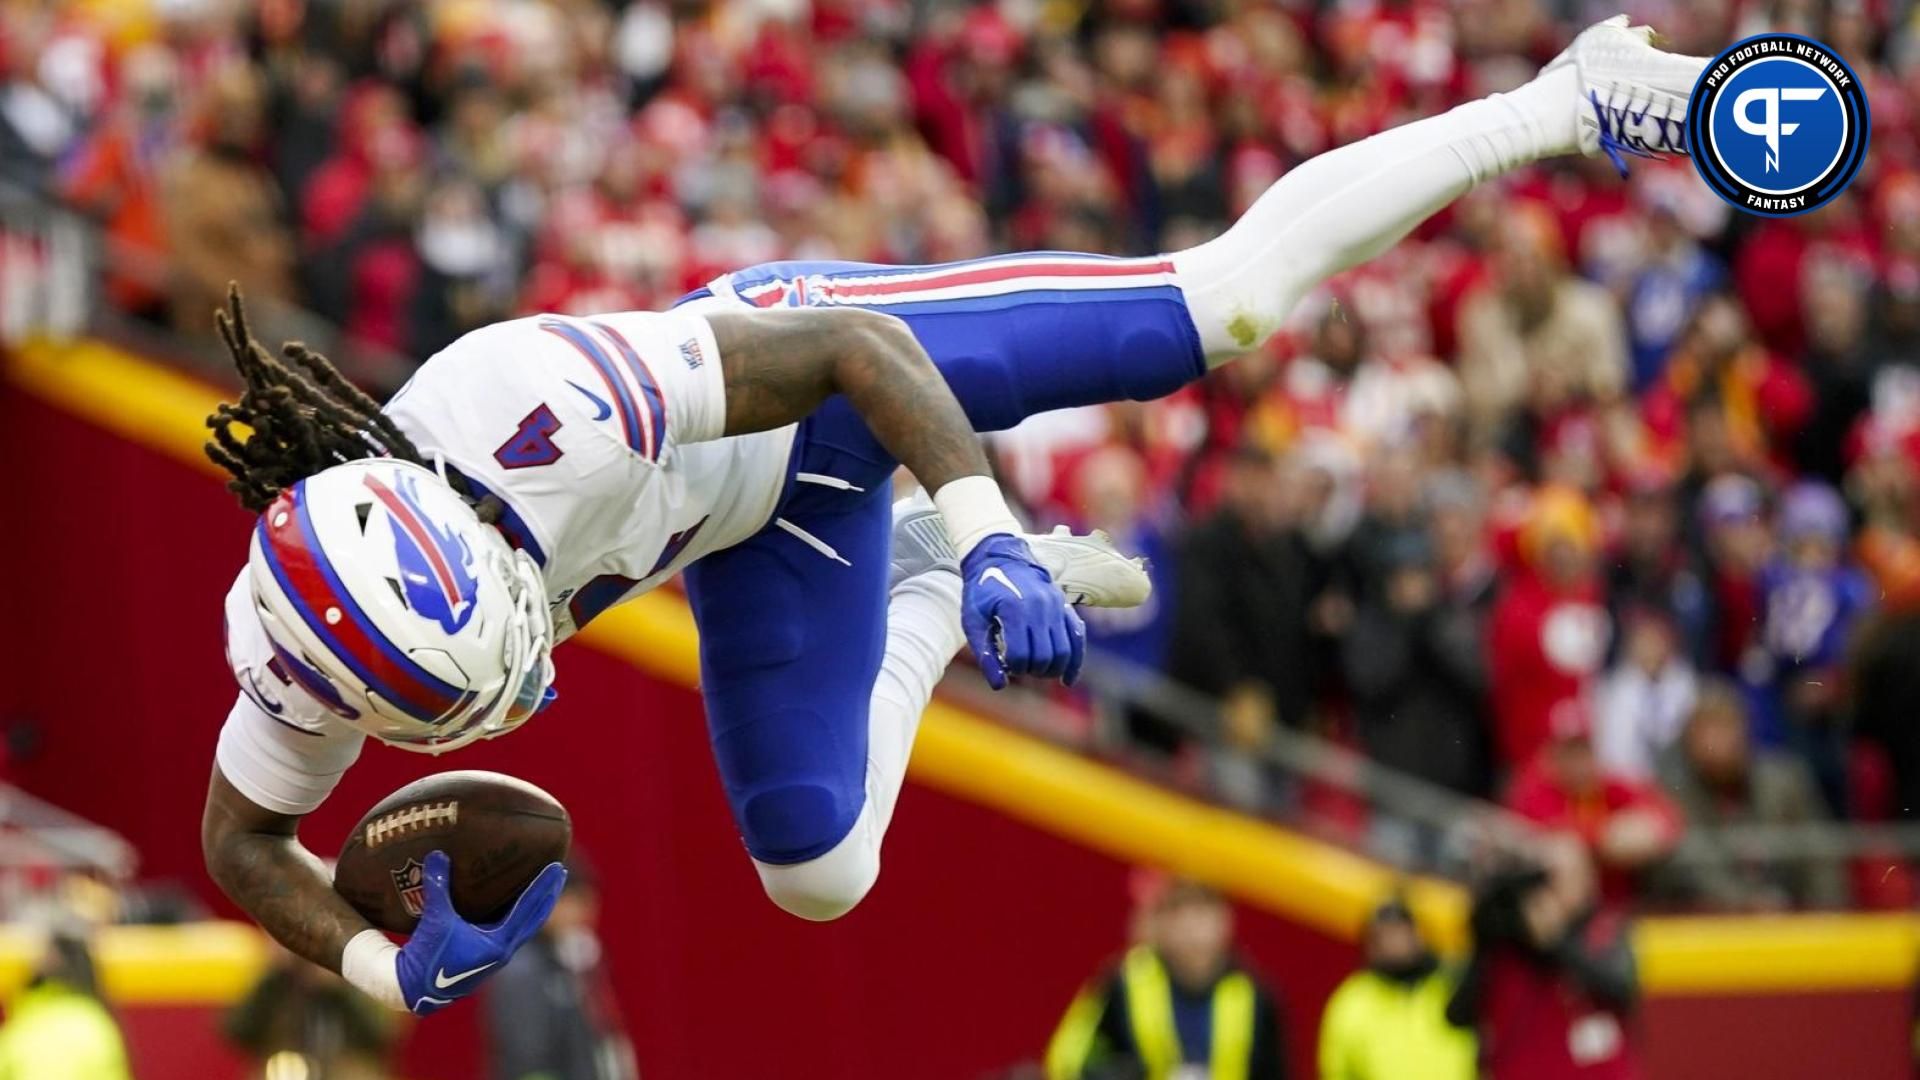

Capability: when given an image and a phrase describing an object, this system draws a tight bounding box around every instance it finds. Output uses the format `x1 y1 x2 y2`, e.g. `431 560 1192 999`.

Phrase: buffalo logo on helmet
390 857 428 918
363 472 481 634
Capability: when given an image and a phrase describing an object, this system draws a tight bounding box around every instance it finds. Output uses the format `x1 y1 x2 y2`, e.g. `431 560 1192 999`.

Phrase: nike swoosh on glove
395 849 566 1015
961 534 1086 690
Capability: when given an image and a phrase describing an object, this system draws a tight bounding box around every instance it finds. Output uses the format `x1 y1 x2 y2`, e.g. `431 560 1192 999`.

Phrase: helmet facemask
393 542 555 755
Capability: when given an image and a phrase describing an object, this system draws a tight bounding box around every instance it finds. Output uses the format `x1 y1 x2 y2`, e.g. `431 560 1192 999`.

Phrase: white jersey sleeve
380 311 729 586
551 309 730 451
214 571 365 816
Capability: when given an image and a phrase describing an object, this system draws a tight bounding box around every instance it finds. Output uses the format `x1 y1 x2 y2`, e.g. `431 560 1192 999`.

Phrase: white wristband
340 928 407 1012
932 475 1022 558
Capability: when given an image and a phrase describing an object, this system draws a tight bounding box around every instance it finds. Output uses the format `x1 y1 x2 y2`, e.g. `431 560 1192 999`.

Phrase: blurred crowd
11 0 1920 914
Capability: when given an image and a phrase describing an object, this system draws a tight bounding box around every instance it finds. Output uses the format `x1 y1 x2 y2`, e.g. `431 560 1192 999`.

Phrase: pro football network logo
391 857 428 918
1687 33 1869 217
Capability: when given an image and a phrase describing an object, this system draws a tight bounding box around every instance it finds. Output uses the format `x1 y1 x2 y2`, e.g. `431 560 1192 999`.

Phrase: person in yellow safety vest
1317 897 1475 1080
1046 877 1286 1079
0 932 132 1080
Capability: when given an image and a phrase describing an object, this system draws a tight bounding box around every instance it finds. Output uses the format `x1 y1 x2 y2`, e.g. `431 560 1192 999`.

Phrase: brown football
333 771 570 934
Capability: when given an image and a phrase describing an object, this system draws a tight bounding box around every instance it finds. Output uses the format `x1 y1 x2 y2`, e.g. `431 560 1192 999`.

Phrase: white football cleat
887 490 1151 608
1026 525 1151 609
1544 14 1708 173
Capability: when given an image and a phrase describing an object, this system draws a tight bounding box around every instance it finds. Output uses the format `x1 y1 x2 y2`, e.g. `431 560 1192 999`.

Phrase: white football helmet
246 458 554 754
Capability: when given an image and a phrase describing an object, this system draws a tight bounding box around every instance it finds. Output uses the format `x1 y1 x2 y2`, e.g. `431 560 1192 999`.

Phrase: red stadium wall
3 363 1913 1080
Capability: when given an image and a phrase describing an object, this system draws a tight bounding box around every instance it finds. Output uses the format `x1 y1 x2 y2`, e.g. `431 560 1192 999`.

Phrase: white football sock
864 567 965 836
1171 65 1581 362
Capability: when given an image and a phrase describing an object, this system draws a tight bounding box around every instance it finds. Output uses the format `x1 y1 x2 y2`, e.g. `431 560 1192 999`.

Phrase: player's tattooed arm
710 307 1089 689
202 764 373 974
708 308 991 492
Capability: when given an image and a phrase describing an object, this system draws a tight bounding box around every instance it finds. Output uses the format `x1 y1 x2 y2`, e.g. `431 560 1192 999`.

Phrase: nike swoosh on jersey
979 566 1024 599
567 380 614 421
433 961 497 990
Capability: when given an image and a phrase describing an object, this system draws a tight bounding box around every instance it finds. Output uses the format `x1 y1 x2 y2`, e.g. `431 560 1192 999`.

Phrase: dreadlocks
203 285 497 523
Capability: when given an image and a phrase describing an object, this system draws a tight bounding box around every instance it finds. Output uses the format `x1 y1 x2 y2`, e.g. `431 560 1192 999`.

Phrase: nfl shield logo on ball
390 858 427 917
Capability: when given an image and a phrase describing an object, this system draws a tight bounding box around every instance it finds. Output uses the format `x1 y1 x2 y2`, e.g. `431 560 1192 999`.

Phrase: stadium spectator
1606 473 1712 666
1044 876 1285 1080
1731 198 1873 362
1342 528 1491 797
1267 298 1467 457
1428 470 1497 613
297 84 413 255
1854 433 1920 604
57 43 180 318
410 175 517 358
1456 206 1627 446
224 944 399 1080
1504 705 1682 907
1751 481 1875 813
1343 448 1430 606
1592 611 1698 781
1854 604 1920 824
1644 294 1812 477
158 63 293 334
1794 258 1876 486
261 51 348 223
1164 446 1312 753
1448 837 1642 1080
484 857 637 1080
1263 305 1366 446
1071 444 1178 679
1621 190 1723 394
1863 267 1920 414
1487 487 1611 768
1693 473 1772 676
1318 897 1475 1080
0 12 88 191
0 931 131 1080
1653 681 1847 911
326 126 431 356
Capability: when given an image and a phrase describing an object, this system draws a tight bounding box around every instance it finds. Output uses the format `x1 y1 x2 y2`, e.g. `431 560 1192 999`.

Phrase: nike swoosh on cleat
567 380 613 421
433 962 497 990
979 566 1024 599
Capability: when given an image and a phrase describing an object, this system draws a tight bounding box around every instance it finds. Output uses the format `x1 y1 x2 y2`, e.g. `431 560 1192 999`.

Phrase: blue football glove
395 849 566 1015
960 534 1086 690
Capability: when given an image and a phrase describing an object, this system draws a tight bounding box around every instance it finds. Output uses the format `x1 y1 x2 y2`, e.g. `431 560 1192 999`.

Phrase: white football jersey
216 308 795 814
382 309 792 640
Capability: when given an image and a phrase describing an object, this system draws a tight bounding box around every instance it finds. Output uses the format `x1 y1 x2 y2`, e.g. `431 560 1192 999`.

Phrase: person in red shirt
1505 702 1682 907
1695 473 1771 674
1640 294 1814 476
59 44 181 318
298 82 412 249
1487 487 1612 767
1449 835 1644 1080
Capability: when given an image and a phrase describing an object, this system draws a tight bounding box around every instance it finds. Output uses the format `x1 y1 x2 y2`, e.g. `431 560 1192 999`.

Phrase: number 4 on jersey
495 405 563 469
